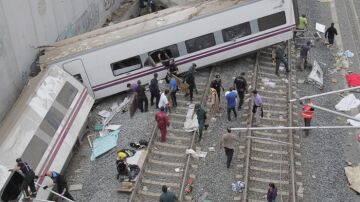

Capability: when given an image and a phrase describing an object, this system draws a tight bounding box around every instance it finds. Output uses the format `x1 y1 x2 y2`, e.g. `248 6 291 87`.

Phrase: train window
258 11 286 31
43 106 65 135
185 33 216 54
222 22 251 42
56 82 78 109
21 135 48 170
111 56 142 76
148 45 180 64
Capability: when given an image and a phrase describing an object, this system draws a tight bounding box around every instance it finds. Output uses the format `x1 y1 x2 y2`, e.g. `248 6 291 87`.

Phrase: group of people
9 158 74 201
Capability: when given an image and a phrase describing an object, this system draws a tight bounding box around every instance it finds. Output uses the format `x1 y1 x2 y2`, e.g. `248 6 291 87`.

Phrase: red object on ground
185 177 193 194
345 73 360 87
357 134 360 142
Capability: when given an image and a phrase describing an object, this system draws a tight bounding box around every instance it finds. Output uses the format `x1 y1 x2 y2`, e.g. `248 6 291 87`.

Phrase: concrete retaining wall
0 0 123 122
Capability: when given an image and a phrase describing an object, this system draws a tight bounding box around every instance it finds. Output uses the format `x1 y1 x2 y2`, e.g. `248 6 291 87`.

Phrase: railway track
241 43 298 202
130 68 213 202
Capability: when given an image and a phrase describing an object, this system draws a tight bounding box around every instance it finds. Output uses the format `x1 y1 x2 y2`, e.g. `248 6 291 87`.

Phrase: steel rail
231 125 360 131
129 123 158 202
178 67 214 201
242 51 259 202
287 40 297 202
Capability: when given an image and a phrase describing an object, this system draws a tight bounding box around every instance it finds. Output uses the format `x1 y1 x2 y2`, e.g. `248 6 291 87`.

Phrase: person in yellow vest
294 14 308 38
301 99 314 136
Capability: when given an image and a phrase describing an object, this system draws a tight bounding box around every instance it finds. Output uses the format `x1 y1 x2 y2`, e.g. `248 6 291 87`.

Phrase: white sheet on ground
184 104 198 131
347 113 360 126
345 166 360 193
127 150 144 165
335 94 360 111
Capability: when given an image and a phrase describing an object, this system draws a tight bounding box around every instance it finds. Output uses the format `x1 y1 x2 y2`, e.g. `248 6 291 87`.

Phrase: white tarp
184 104 199 132
347 113 360 126
335 94 360 111
345 166 360 193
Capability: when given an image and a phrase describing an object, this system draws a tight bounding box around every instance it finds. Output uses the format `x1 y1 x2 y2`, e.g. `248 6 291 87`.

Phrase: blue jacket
170 78 177 92
226 91 237 109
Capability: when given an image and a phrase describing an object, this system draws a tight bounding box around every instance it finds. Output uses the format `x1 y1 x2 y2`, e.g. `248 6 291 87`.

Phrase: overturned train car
0 66 94 201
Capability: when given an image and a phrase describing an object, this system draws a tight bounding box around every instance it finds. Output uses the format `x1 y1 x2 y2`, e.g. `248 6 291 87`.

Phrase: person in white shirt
158 89 170 112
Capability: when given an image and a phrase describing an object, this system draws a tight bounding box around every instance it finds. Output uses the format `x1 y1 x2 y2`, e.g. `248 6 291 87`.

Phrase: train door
0 172 23 202
62 59 94 97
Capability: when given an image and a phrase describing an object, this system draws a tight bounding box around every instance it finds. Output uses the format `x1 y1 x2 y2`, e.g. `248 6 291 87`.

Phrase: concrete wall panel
0 0 122 122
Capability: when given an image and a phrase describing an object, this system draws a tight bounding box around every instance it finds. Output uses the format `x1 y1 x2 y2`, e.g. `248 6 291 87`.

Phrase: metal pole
34 182 75 202
230 125 360 131
245 136 293 146
309 104 360 122
289 86 360 102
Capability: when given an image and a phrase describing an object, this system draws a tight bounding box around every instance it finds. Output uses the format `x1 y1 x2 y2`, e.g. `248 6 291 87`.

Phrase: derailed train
40 0 297 100
0 67 94 201
1 0 297 201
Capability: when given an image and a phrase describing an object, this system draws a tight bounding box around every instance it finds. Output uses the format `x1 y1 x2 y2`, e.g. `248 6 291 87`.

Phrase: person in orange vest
301 99 314 136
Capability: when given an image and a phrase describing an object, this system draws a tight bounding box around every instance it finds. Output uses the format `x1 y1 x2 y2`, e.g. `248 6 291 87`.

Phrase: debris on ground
175 168 183 172
231 181 245 192
186 149 207 158
346 113 360 126
90 130 120 161
346 161 352 166
312 175 316 179
208 147 215 152
345 73 360 87
118 182 134 192
345 166 360 193
185 177 194 194
69 184 83 191
335 94 360 111
98 110 111 118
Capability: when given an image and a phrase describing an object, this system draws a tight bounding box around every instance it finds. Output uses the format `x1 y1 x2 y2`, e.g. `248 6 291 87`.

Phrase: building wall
0 0 121 122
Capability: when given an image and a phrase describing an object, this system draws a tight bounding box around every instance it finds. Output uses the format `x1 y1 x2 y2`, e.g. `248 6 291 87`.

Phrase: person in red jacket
301 99 314 136
155 106 170 142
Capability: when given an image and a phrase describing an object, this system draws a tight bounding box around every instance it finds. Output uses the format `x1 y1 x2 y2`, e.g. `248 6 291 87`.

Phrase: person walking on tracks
155 106 170 142
149 73 160 108
192 104 207 142
10 158 37 200
208 88 220 114
252 90 263 125
159 89 170 112
220 128 237 168
300 41 312 71
184 64 197 102
211 73 224 102
325 23 338 45
267 183 278 202
137 80 149 112
293 14 308 38
233 72 247 110
169 74 178 107
275 45 289 76
225 87 238 121
43 171 75 201
160 185 178 202
301 99 314 136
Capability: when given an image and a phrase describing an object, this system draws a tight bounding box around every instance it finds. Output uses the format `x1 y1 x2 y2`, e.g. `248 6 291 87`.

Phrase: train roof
40 0 257 67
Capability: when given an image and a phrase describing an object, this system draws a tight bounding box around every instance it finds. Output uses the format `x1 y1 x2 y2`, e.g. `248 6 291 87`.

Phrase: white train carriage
40 0 297 100
0 66 94 201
